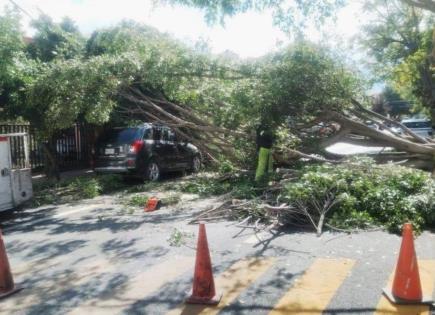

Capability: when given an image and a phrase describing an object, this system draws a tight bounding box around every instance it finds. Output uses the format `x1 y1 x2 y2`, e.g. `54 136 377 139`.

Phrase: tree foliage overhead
162 0 435 36
401 0 435 12
164 0 346 32
0 8 24 109
361 0 434 123
27 15 84 62
255 44 362 123
361 0 425 70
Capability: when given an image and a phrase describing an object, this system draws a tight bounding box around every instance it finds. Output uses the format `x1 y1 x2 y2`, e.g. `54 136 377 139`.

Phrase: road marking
67 256 194 315
269 258 355 315
166 257 275 315
374 260 435 315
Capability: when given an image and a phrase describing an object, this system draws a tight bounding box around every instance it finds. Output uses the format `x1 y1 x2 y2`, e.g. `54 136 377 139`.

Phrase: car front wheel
146 161 160 181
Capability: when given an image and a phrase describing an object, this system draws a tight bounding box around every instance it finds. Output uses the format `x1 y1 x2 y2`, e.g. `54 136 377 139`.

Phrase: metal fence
52 123 94 171
0 123 94 171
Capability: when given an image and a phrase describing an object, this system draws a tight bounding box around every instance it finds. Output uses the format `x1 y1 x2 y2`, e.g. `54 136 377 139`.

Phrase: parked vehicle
0 133 33 212
94 123 201 181
392 118 433 138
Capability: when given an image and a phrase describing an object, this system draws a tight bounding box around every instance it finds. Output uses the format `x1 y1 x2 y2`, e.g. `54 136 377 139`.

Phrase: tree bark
42 140 60 180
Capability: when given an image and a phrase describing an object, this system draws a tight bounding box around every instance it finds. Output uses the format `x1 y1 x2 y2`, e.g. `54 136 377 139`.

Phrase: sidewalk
32 168 94 184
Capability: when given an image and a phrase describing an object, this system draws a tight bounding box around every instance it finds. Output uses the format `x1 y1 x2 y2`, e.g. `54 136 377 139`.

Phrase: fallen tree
113 79 435 174
7 19 434 175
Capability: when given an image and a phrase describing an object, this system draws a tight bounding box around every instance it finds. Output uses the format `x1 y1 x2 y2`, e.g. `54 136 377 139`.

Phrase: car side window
153 127 162 141
143 128 153 140
161 128 169 141
167 129 176 142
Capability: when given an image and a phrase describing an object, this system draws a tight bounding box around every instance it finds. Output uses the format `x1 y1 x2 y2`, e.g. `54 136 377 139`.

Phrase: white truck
0 133 33 212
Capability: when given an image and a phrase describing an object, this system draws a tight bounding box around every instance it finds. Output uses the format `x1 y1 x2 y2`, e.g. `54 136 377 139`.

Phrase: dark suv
94 123 201 180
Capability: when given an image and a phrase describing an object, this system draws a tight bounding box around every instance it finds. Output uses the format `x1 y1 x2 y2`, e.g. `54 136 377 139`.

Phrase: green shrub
31 191 57 207
69 177 102 198
32 174 133 207
167 228 194 247
231 180 257 199
161 194 181 205
281 160 434 233
96 174 126 192
178 174 258 199
127 194 149 207
178 177 232 196
218 159 236 174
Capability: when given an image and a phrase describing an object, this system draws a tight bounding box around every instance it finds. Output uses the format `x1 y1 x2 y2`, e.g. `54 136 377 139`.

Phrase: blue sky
0 0 366 59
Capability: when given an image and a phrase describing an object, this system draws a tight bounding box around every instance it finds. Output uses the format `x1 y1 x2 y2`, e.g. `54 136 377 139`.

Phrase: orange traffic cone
186 223 221 305
383 223 433 305
0 229 21 299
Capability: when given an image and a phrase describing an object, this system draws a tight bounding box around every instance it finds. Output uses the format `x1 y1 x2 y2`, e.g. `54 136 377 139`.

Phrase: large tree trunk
42 139 60 180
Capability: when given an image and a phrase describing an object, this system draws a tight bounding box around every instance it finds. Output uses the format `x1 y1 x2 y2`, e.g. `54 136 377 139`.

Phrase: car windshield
98 128 141 145
403 121 431 129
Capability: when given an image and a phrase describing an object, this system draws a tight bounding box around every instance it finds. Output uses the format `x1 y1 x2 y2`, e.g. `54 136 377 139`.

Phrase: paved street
0 190 434 315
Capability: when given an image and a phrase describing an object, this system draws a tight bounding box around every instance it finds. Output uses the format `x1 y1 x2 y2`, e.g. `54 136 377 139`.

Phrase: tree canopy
27 15 84 62
0 8 25 111
164 0 345 32
360 0 434 123
1 2 435 175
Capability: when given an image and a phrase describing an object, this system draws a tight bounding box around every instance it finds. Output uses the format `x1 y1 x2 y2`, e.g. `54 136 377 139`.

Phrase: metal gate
0 136 13 211
0 123 94 171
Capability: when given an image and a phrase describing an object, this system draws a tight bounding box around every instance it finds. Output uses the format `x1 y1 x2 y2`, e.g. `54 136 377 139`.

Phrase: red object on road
186 223 221 305
383 223 433 304
0 229 21 299
144 197 161 212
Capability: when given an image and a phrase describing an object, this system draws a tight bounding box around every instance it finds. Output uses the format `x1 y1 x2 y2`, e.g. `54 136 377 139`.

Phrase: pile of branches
188 164 399 237
187 168 339 236
118 87 246 162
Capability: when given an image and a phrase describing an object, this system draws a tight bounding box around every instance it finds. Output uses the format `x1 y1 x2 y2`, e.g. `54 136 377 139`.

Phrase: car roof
401 118 430 123
112 123 159 129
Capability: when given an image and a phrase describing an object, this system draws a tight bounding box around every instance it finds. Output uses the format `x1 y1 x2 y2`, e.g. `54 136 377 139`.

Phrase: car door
161 127 182 170
152 126 167 168
176 136 192 168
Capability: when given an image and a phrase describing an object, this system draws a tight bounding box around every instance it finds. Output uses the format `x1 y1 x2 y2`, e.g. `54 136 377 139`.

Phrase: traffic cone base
0 229 22 300
185 223 220 305
0 285 22 300
382 287 433 305
382 223 432 306
186 291 222 305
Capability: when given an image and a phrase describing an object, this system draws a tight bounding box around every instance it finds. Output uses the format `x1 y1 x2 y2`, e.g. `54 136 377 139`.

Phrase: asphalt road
0 190 434 315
